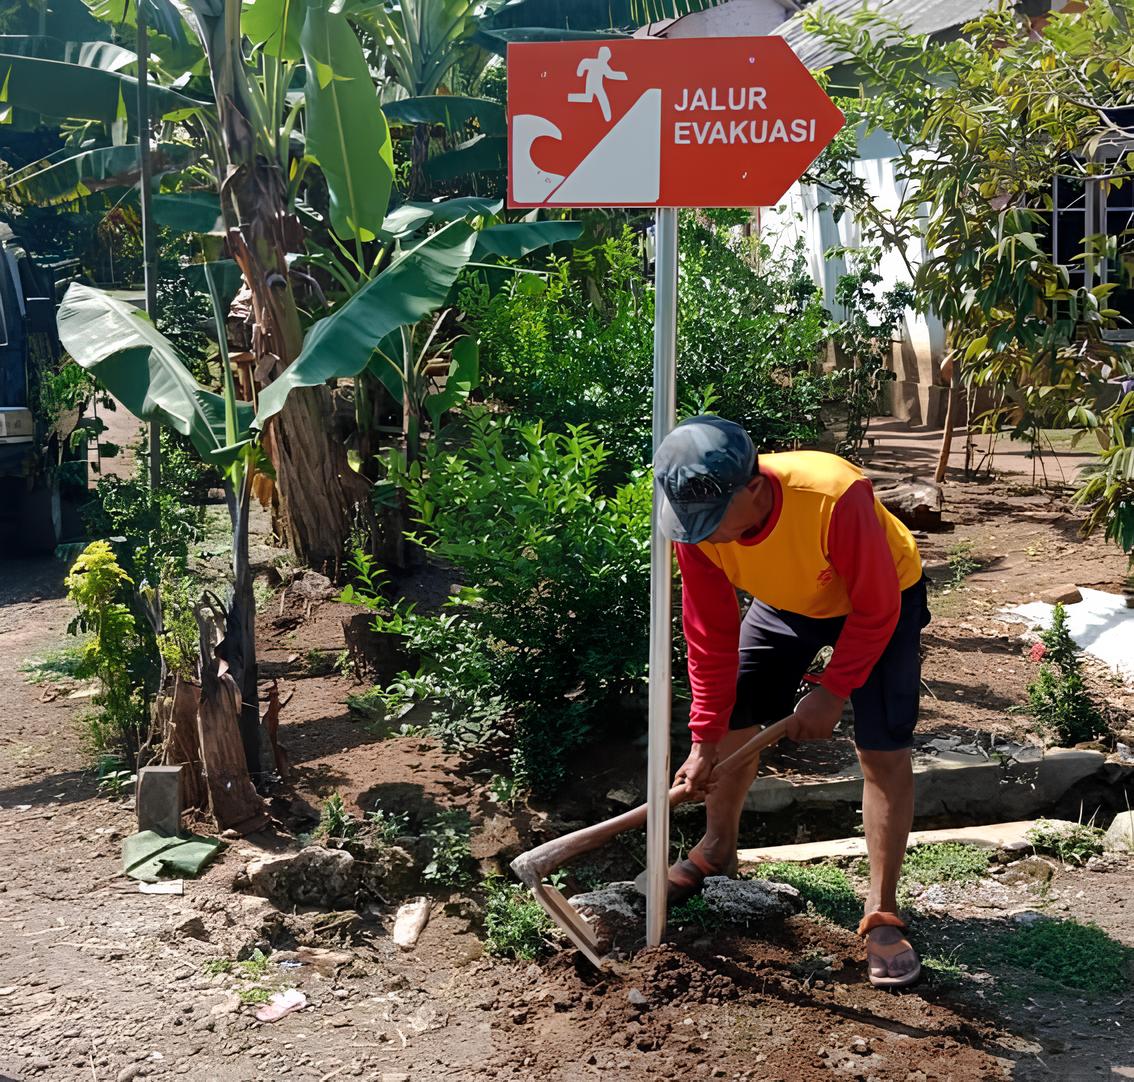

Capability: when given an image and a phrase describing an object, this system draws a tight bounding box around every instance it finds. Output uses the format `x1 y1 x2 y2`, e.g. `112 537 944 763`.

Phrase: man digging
651 415 930 988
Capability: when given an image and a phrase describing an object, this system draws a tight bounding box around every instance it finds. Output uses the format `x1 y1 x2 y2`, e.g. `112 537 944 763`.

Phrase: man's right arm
676 543 741 746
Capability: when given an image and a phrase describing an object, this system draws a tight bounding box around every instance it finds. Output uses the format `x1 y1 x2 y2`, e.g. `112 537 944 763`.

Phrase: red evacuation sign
507 36 844 209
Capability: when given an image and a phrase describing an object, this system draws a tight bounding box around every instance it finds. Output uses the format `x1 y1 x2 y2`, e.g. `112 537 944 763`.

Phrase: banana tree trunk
194 0 366 573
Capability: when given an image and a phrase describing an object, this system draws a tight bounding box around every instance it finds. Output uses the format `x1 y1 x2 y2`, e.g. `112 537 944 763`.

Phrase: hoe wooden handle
510 719 789 886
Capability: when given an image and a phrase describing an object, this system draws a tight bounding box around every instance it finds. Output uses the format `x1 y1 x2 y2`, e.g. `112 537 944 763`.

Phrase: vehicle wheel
21 475 62 555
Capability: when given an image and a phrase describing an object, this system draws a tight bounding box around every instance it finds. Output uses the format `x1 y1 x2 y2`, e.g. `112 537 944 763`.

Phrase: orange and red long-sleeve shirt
676 450 922 744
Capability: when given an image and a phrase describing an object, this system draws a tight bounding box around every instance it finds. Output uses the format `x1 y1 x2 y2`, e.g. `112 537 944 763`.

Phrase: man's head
654 416 771 545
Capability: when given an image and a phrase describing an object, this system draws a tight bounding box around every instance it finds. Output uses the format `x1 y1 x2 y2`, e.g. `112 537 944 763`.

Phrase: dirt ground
2 430 1134 1081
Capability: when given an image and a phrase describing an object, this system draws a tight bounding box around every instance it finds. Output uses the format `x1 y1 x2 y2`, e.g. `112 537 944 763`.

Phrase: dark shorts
730 577 931 751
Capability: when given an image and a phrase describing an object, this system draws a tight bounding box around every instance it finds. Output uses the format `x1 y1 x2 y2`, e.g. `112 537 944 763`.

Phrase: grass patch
986 919 1130 994
901 843 990 885
922 952 967 987
19 646 86 685
1026 819 1105 865
238 986 272 1005
754 862 860 928
670 894 722 933
945 540 979 588
483 876 554 960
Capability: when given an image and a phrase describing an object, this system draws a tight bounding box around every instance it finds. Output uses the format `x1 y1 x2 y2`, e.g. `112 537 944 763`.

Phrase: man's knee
857 746 912 785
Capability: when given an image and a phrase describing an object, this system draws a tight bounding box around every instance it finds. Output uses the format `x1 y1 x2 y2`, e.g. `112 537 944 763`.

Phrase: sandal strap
857 911 907 938
865 936 916 961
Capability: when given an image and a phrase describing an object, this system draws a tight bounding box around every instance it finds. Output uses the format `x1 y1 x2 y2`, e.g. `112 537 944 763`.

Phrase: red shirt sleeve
676 543 740 745
820 478 902 699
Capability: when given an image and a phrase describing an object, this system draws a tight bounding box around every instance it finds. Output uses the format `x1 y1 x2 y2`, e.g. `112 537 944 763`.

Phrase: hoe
509 719 789 967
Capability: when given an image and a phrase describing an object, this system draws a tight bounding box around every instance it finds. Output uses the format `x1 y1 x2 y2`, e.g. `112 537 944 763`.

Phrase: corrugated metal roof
774 0 1003 70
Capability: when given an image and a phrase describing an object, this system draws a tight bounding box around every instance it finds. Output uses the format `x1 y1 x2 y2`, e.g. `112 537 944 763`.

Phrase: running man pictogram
567 46 627 122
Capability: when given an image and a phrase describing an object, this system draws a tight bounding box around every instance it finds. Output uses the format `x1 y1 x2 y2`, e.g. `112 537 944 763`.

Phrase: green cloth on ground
122 830 223 882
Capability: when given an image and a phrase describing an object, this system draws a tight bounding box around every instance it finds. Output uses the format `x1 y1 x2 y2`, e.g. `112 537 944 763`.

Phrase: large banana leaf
300 3 394 242
152 189 222 233
473 26 628 53
0 34 136 71
471 219 582 260
4 141 194 204
0 49 206 128
87 0 190 48
255 220 478 427
57 283 254 465
380 196 502 240
423 134 505 183
424 335 479 431
383 94 505 136
242 0 307 60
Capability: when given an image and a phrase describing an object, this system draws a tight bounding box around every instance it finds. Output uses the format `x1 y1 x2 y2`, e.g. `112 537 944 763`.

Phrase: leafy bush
483 876 555 960
670 894 722 932
988 918 1129 994
1026 819 1105 865
423 810 475 889
65 541 152 760
900 843 990 885
755 862 860 928
1027 603 1107 745
316 792 358 845
467 219 837 476
381 413 653 792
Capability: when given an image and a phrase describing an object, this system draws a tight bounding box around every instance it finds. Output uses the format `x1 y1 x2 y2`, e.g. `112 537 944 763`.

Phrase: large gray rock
701 877 802 922
242 844 417 909
569 882 645 952
1104 811 1134 853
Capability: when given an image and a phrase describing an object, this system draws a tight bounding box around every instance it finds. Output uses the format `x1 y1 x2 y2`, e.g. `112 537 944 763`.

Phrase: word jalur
673 85 818 145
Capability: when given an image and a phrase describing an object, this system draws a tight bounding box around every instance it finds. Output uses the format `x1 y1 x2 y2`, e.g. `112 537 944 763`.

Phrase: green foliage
366 808 411 844
1026 819 1105 865
670 894 721 933
988 918 1129 994
805 3 1134 549
944 540 979 588
316 793 358 844
381 412 653 791
826 258 912 460
482 876 554 961
755 862 860 928
64 541 151 759
469 220 839 476
901 843 990 885
238 987 272 1005
488 774 524 809
921 952 967 986
422 810 474 889
1027 604 1107 745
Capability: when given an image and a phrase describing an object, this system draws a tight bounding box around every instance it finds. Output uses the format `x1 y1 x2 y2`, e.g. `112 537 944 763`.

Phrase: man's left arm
788 479 901 741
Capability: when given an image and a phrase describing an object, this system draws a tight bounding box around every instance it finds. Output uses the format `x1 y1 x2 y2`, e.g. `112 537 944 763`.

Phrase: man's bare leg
858 747 918 979
688 725 763 872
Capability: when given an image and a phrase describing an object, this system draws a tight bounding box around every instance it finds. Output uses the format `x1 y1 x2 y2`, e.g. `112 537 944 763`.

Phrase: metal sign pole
646 206 678 948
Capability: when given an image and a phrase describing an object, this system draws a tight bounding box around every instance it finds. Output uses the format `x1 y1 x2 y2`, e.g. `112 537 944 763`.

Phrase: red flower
1028 642 1047 662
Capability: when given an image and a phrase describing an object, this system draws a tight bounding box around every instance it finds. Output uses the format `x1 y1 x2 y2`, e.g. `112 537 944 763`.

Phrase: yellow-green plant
65 540 150 759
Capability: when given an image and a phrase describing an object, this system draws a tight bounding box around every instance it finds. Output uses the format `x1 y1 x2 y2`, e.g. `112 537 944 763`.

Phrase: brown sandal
634 848 739 904
858 912 921 989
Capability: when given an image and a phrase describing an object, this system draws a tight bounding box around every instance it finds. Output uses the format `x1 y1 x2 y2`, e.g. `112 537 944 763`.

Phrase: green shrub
467 219 837 476
901 843 990 885
316 793 358 845
382 413 652 792
1026 819 1105 865
988 918 1129 994
1027 603 1107 745
670 894 722 932
65 541 152 760
483 876 555 960
755 862 860 927
423 810 475 889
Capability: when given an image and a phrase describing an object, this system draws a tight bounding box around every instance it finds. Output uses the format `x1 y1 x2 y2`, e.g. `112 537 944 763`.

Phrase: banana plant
56 279 266 777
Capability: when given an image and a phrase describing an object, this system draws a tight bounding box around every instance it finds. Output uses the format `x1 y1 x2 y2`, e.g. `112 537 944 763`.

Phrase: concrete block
136 765 184 837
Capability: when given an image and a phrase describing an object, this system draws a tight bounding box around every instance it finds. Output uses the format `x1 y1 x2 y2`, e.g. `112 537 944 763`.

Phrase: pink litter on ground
255 989 306 1023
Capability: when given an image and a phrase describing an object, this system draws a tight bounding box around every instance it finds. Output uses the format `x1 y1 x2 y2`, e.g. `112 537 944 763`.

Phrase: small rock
999 856 1055 887
512 1009 528 1024
569 882 646 952
175 915 209 941
381 1075 410 1082
850 1036 870 1055
1104 810 1134 853
524 964 541 981
1012 910 1044 925
30 1058 51 1071
628 988 648 1010
606 788 639 807
210 993 242 1017
1037 584 1082 606
117 1066 145 1082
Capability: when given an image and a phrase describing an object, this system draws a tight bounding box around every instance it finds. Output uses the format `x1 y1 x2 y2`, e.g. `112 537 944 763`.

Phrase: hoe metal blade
530 881 606 969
